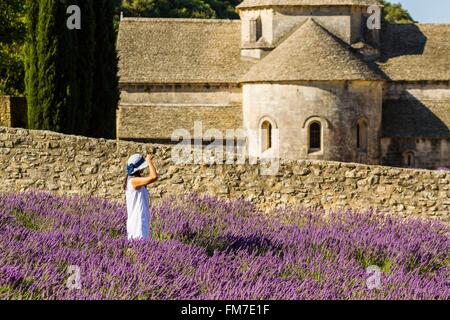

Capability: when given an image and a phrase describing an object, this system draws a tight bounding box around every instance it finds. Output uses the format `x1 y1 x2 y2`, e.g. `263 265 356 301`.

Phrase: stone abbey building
116 0 450 169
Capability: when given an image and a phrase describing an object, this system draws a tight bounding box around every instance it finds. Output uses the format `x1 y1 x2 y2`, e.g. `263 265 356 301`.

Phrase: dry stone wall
0 126 449 222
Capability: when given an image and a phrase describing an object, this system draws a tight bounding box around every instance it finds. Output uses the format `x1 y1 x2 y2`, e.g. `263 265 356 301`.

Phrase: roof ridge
237 0 383 10
416 23 450 26
121 17 239 23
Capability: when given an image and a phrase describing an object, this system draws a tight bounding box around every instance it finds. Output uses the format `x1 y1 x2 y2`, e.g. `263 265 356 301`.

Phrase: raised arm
131 155 158 190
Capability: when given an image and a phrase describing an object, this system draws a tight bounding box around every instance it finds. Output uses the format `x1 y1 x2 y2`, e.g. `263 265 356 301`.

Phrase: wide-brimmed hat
127 154 148 176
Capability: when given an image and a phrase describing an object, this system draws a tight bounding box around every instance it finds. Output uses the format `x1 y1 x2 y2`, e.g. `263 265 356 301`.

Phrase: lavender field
0 192 448 300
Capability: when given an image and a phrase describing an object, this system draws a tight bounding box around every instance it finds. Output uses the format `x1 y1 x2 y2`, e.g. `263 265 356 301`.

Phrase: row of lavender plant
0 191 448 299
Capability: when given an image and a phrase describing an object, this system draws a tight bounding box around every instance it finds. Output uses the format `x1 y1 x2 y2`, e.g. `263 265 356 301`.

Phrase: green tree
88 0 120 139
119 0 242 19
25 0 95 134
379 0 415 24
23 0 39 125
72 0 95 135
33 0 60 130
203 0 241 19
0 0 27 96
121 0 215 18
118 1 414 22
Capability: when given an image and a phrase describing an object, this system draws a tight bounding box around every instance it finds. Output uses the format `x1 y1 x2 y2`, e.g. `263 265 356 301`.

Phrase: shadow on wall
382 92 450 169
382 137 450 170
379 23 427 61
382 92 450 138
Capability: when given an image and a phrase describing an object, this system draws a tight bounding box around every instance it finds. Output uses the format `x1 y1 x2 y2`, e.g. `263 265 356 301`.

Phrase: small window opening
261 120 272 152
309 122 321 151
249 16 263 42
403 151 415 168
357 120 368 152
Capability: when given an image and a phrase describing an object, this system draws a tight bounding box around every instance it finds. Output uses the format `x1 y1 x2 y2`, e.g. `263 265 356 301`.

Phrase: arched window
309 122 321 151
261 120 272 152
357 119 368 152
403 151 415 167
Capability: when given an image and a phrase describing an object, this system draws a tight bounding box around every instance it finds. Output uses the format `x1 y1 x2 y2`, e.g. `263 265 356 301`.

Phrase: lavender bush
0 192 448 300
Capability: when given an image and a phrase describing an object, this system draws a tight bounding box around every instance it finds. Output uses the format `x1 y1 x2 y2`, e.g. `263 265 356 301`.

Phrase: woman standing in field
124 154 158 240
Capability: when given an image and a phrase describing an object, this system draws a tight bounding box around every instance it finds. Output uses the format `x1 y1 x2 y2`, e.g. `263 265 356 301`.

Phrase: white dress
125 177 150 240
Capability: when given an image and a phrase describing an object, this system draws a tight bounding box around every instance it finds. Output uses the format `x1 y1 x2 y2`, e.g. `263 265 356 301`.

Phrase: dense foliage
25 0 93 134
120 0 240 19
0 0 26 96
0 192 448 300
119 0 415 23
379 0 415 24
24 0 118 138
89 0 120 139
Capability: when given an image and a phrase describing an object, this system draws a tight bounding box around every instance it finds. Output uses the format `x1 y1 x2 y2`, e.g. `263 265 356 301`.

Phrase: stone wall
118 84 243 142
381 137 450 169
0 96 27 128
381 81 450 169
0 126 448 222
238 5 372 59
243 81 383 163
119 84 242 105
239 6 356 48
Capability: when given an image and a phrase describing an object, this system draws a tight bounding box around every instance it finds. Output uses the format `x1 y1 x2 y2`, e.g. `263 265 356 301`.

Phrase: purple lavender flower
0 191 448 300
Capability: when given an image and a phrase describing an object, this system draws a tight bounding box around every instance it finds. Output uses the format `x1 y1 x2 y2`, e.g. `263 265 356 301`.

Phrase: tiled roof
117 18 255 84
378 23 450 81
382 99 450 137
241 19 383 82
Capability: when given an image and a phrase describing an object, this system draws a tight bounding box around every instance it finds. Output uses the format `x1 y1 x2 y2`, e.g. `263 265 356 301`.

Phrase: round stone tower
241 18 384 164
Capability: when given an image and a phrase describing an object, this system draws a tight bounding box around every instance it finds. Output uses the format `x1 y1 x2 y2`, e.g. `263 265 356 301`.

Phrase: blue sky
394 0 450 23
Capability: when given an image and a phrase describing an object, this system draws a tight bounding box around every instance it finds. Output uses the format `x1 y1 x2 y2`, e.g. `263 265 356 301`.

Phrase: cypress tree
35 0 60 131
88 0 119 139
54 0 77 132
25 0 96 134
61 0 95 135
24 0 40 129
77 0 95 135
